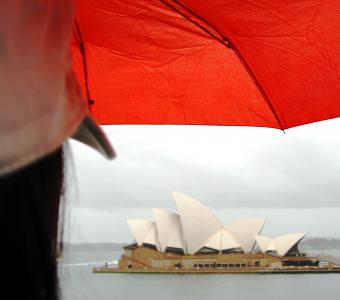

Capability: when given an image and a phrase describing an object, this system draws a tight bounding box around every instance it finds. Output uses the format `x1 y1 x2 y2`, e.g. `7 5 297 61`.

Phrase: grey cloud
69 136 340 213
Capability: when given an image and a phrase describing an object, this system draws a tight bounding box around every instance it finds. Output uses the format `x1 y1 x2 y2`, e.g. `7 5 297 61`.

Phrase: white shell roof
221 229 241 250
274 233 306 256
255 233 306 256
225 219 265 252
255 235 273 253
203 228 240 252
173 192 223 254
153 208 184 252
267 240 277 252
126 193 307 257
127 219 159 250
143 224 160 250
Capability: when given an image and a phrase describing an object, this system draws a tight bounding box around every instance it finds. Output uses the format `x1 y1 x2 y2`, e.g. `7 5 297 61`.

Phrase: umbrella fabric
72 0 340 130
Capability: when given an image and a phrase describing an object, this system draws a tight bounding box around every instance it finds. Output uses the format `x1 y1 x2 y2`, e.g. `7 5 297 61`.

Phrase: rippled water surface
59 250 340 300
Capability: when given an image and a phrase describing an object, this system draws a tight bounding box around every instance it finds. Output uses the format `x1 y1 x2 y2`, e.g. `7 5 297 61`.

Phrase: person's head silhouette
0 2 114 299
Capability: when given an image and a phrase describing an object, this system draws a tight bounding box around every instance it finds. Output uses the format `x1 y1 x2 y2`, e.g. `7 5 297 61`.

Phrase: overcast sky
64 118 340 243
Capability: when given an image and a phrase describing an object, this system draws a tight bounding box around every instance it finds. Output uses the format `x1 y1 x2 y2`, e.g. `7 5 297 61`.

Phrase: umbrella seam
74 20 94 112
159 0 285 131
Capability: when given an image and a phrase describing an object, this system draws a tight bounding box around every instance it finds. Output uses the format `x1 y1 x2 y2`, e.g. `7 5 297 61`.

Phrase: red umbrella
72 0 340 130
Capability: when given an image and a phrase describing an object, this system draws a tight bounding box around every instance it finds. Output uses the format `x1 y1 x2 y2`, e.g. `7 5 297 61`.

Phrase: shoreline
92 266 340 274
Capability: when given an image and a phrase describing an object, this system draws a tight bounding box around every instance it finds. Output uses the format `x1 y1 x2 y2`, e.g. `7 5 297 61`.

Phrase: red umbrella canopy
72 0 340 130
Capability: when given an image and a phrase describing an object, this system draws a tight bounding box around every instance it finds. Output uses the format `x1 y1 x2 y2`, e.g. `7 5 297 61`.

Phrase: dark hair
0 147 64 300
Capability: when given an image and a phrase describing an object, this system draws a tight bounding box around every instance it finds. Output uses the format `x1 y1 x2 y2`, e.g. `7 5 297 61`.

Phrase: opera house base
92 246 340 274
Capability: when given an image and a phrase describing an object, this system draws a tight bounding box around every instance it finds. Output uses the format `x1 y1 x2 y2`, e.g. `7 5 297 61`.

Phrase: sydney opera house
107 193 338 273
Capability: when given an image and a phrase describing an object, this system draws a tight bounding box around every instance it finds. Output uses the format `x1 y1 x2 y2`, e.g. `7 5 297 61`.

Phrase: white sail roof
143 224 160 250
255 233 306 256
267 240 277 252
225 219 265 252
173 192 223 254
203 228 240 252
127 219 159 250
221 229 241 250
153 208 184 252
126 193 307 257
274 233 306 256
254 235 273 253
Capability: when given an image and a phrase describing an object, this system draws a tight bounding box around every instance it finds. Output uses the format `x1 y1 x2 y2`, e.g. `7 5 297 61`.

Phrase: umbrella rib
74 20 94 111
159 0 230 48
231 44 285 131
159 0 285 131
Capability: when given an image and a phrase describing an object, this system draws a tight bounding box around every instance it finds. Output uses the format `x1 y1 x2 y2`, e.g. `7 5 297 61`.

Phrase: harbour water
59 250 340 300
